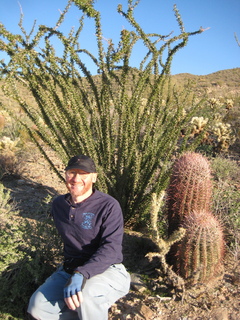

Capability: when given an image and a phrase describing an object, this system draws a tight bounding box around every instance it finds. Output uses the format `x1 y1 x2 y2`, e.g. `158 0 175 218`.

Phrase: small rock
210 307 228 320
131 273 147 293
157 296 172 302
137 304 155 319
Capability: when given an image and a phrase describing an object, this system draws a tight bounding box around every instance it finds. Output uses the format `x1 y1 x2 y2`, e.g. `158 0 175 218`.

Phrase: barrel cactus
167 152 225 285
167 151 213 234
175 210 225 285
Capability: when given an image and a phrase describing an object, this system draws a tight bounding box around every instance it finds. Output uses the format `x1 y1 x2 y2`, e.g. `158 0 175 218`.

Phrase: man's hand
64 272 83 310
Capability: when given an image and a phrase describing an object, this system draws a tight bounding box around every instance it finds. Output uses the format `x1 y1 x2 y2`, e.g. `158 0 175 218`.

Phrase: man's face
65 169 97 200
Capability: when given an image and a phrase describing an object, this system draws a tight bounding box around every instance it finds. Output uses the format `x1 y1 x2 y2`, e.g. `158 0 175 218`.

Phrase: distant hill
0 68 239 111
171 68 240 98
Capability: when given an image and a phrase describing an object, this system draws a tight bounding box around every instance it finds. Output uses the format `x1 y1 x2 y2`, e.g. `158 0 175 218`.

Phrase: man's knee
28 313 37 320
27 290 43 320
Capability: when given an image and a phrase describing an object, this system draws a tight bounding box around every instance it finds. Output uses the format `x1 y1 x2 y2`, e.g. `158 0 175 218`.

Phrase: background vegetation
0 0 212 224
0 0 239 319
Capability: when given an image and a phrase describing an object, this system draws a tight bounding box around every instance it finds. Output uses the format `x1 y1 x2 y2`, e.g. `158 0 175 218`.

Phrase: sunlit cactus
190 116 208 136
213 121 234 152
0 136 20 154
225 98 234 110
174 210 225 285
208 97 221 109
167 152 213 234
167 152 225 285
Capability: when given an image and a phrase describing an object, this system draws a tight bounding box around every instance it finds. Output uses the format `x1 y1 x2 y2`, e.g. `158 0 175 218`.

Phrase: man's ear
92 173 98 183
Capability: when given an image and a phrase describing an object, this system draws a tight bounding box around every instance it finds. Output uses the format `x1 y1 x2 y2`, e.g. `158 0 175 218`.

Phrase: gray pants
28 264 130 320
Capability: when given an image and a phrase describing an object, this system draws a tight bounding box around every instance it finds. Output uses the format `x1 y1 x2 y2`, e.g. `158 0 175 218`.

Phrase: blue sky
0 0 239 75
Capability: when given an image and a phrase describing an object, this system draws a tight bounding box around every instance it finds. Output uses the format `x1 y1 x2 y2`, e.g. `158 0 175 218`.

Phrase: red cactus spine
175 210 225 285
166 152 225 284
167 152 213 235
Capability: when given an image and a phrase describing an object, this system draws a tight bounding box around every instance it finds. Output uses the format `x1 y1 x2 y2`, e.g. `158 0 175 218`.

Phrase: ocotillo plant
0 1 208 224
167 152 213 234
175 210 225 285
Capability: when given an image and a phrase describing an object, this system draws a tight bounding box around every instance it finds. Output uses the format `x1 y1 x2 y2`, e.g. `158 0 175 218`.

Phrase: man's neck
71 189 93 204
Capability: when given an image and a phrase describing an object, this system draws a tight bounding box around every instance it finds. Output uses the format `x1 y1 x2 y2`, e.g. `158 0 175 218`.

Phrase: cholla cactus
225 99 234 110
175 210 225 285
146 227 186 275
146 192 186 295
150 192 166 242
208 98 221 109
190 116 208 136
167 152 213 234
0 136 20 154
213 122 234 152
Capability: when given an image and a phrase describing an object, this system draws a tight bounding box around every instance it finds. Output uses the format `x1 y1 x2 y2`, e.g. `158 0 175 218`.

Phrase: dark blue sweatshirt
51 189 123 279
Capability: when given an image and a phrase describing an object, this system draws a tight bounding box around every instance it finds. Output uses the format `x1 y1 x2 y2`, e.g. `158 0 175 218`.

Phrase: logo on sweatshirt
81 212 95 230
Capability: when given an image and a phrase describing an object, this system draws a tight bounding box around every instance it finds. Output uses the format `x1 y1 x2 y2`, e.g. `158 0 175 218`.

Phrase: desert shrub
0 112 34 179
211 157 240 257
192 97 237 155
211 156 240 182
0 185 62 319
0 0 209 225
0 183 14 215
0 153 22 179
0 114 4 130
0 136 27 179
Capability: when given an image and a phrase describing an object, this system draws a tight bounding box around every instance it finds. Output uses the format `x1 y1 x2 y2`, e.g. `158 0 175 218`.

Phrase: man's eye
66 171 75 177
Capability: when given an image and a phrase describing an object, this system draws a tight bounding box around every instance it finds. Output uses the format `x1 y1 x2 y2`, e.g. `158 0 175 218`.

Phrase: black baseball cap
65 155 96 173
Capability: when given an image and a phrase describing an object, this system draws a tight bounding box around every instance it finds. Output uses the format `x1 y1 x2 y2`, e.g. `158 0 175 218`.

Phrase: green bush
0 0 207 225
0 184 62 319
211 157 240 255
